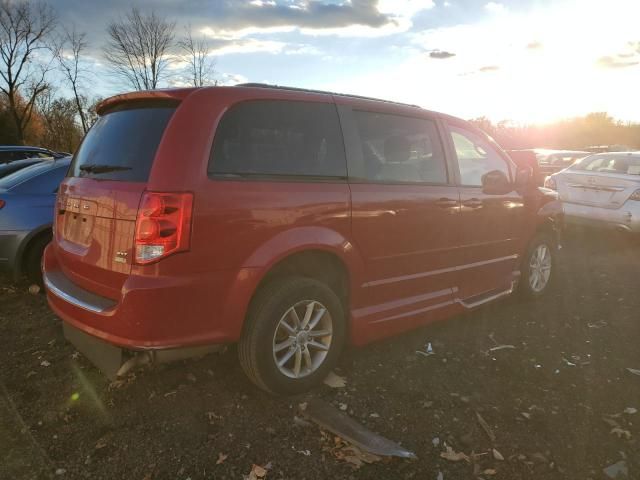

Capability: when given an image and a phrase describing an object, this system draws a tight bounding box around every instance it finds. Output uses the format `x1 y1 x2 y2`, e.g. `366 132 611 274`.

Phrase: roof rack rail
236 83 421 109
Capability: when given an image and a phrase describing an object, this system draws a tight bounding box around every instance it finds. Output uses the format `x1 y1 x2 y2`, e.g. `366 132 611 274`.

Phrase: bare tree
55 25 89 133
104 8 175 90
178 25 216 87
0 0 57 144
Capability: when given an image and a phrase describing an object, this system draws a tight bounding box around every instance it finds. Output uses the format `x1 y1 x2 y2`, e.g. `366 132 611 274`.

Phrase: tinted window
351 111 447 184
69 106 176 182
449 126 510 186
209 100 346 178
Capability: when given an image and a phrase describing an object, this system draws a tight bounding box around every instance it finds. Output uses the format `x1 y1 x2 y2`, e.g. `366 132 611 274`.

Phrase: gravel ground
1 229 639 480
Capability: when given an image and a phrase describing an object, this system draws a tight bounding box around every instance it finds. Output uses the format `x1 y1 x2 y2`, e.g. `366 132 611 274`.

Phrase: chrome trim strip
44 273 108 314
370 299 456 324
457 282 515 309
363 254 519 288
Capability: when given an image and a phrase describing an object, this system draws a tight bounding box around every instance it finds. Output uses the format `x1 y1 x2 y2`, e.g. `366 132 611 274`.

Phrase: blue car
0 157 71 284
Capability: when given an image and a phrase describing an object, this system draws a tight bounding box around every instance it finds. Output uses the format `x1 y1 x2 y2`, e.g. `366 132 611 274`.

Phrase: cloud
429 50 456 59
597 55 639 69
484 2 506 14
597 42 640 68
197 0 395 35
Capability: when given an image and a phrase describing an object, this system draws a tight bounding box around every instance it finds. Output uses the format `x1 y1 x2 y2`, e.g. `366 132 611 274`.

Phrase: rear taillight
134 191 193 264
629 189 640 201
544 176 557 190
0 199 5 209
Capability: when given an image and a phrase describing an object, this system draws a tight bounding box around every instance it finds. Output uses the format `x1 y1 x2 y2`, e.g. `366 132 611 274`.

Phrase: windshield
69 105 176 182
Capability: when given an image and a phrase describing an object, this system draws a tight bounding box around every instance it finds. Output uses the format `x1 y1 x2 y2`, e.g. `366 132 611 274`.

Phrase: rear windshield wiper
79 164 133 174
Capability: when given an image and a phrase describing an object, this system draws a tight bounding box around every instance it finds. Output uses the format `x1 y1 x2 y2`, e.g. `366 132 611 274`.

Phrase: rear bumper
43 244 263 351
563 201 640 233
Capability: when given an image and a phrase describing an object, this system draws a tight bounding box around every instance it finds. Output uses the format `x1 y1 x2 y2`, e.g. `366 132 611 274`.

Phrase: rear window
572 155 640 175
69 105 176 182
209 100 346 179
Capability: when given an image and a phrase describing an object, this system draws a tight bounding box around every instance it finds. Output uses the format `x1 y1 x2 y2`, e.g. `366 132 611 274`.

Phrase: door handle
435 198 458 208
462 198 483 209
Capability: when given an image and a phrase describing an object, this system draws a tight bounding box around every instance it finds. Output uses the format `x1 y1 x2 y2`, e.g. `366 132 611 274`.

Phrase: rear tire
238 276 346 395
24 233 51 287
519 232 555 299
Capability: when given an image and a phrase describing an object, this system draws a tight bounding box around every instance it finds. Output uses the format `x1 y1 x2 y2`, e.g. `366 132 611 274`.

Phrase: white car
545 152 640 234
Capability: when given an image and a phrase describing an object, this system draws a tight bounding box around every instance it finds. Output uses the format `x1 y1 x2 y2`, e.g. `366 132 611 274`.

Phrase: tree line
0 0 217 151
470 113 640 151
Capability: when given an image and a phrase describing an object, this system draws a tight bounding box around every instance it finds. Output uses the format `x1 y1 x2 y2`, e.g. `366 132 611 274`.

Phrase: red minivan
43 84 562 394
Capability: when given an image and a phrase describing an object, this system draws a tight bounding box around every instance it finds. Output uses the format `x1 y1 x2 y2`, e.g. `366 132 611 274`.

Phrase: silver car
545 152 640 234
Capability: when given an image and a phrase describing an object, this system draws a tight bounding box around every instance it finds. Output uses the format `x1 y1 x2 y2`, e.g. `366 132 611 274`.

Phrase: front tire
519 232 555 298
238 276 346 395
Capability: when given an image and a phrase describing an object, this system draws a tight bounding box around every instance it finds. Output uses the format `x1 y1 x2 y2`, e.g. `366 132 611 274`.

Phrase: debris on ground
323 372 347 388
603 460 629 479
492 448 504 461
476 412 496 442
416 342 435 357
216 453 228 465
587 320 607 329
40 360 51 367
623 407 637 415
440 444 469 462
304 399 416 459
246 464 268 480
626 368 640 376
28 284 40 295
488 344 516 352
323 432 382 469
610 427 632 440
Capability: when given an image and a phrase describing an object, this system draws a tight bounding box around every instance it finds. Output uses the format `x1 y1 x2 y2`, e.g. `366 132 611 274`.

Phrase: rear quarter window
209 100 347 179
69 105 176 182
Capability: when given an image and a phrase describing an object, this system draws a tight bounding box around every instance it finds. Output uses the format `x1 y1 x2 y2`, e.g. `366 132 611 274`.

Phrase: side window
209 100 346 179
352 111 447 184
449 125 510 187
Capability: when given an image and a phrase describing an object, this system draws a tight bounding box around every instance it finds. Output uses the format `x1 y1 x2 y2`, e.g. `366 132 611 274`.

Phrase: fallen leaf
476 412 496 442
492 448 505 461
40 360 51 367
626 368 640 376
216 452 228 465
623 407 637 415
95 438 108 449
247 464 267 480
335 445 381 469
28 284 40 294
483 468 497 475
440 445 469 462
323 372 346 388
602 417 620 428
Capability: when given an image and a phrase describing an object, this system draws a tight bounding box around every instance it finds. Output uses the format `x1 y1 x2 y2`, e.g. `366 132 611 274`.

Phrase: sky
54 0 640 124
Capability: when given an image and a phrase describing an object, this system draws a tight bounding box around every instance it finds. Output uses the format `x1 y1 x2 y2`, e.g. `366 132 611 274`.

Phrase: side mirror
481 169 512 195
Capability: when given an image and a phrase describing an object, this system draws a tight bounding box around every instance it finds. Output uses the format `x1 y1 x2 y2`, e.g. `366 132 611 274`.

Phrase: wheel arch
14 224 52 282
221 226 366 342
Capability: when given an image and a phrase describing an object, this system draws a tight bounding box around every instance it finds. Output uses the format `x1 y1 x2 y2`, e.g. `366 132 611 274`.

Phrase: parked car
43 85 562 394
0 157 50 179
545 152 640 234
0 157 71 284
0 145 69 163
512 149 589 178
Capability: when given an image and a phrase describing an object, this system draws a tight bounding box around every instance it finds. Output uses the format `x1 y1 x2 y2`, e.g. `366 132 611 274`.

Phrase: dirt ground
1 230 639 480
